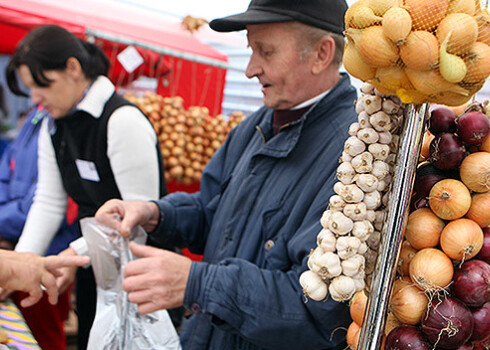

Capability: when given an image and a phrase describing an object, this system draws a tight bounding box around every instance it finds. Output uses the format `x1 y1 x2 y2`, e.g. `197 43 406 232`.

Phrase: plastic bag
81 217 181 350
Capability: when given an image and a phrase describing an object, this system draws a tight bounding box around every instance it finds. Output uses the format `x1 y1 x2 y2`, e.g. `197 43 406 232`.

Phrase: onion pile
124 91 244 184
343 0 490 106
383 100 490 350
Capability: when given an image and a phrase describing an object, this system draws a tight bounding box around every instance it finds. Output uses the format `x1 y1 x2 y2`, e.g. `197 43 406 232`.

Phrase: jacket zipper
255 125 266 143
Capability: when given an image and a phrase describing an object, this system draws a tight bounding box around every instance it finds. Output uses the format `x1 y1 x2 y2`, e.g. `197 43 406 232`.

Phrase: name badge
75 159 100 182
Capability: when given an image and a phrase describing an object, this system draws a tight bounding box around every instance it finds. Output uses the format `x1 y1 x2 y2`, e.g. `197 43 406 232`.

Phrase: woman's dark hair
6 25 110 97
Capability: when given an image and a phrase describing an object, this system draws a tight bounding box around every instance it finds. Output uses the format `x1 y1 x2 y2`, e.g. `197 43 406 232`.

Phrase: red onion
421 297 474 349
452 259 490 308
385 325 430 350
472 337 490 350
456 111 490 145
475 228 490 264
453 343 474 350
429 133 467 170
429 107 458 135
470 302 490 342
411 195 429 211
414 174 445 199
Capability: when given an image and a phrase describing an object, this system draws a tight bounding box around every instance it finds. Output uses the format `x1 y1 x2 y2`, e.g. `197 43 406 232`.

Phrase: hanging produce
300 83 406 303
343 0 490 105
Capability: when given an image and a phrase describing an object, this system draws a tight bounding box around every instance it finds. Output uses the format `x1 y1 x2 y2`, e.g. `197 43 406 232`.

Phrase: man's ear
65 57 83 80
312 36 336 75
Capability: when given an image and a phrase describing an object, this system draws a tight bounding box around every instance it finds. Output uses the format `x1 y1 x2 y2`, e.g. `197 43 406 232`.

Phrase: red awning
0 0 228 115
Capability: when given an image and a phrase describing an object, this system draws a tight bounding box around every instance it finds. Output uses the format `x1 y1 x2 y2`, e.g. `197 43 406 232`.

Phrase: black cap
209 0 348 35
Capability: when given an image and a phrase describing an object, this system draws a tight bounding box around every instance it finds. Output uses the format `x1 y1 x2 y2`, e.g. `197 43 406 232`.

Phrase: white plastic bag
81 217 181 350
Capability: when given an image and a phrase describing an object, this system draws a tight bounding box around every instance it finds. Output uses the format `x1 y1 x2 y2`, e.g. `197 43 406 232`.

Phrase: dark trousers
75 266 97 350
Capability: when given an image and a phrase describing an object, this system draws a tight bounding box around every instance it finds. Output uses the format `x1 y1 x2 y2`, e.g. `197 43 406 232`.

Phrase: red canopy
0 0 228 115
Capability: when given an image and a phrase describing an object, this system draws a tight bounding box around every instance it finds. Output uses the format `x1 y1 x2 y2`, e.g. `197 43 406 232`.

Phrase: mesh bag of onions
343 0 490 106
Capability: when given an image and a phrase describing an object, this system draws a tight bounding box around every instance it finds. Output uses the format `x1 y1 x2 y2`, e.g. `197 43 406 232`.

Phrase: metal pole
85 28 244 71
357 103 428 349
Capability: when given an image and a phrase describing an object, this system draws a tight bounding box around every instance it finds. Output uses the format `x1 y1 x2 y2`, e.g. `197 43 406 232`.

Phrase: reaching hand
95 199 161 237
123 242 192 314
0 250 90 307
55 247 80 294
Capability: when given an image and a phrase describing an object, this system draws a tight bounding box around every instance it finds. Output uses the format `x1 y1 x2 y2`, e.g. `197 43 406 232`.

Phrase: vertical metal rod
358 103 428 349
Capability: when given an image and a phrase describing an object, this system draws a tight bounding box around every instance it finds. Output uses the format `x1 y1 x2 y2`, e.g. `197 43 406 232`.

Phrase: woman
6 25 167 349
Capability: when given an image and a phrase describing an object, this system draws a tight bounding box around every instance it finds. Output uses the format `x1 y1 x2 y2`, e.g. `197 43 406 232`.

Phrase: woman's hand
95 199 161 237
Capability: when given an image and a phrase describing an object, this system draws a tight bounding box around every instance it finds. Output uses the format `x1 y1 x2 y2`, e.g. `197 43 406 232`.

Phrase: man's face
245 22 316 110
18 64 80 119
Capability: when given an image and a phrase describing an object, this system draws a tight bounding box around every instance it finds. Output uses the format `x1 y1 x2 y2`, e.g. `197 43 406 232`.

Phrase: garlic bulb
300 270 328 301
303 83 404 303
329 275 356 302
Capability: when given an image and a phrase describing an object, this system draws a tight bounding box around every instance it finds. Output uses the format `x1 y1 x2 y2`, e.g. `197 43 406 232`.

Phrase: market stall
0 0 228 117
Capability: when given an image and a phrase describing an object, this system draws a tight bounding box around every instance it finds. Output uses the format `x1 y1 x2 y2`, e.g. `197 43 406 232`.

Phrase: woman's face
18 63 83 119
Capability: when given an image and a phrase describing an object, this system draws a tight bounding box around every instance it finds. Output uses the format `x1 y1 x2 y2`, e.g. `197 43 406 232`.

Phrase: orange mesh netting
343 0 489 106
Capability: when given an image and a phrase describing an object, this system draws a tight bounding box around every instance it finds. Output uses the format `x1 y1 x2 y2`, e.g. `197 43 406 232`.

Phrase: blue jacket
153 75 357 350
0 107 79 256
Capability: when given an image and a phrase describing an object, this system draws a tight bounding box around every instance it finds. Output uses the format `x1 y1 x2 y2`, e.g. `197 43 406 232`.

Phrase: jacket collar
255 73 352 159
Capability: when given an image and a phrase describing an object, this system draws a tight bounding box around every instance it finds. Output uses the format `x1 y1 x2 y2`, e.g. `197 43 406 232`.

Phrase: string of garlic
299 83 406 303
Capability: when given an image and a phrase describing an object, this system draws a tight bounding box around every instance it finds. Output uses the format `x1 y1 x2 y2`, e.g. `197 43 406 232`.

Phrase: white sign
117 46 144 74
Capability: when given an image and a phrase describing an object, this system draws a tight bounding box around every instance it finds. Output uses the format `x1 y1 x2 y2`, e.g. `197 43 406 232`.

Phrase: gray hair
290 22 344 67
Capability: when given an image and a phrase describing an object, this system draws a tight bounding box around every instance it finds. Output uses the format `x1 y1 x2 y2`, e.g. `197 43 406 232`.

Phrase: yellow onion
396 87 430 104
371 66 412 92
343 40 377 81
480 133 490 152
400 31 439 71
447 0 477 15
404 208 445 250
346 322 360 349
397 241 417 276
404 0 449 31
464 42 490 83
429 179 472 220
476 10 490 46
439 31 468 83
385 312 402 335
382 7 412 45
460 152 490 192
348 5 383 28
350 290 367 326
440 218 483 261
390 277 429 325
430 83 482 106
466 192 490 228
405 68 469 96
409 248 454 292
345 27 399 67
345 0 369 28
367 0 401 15
436 13 478 54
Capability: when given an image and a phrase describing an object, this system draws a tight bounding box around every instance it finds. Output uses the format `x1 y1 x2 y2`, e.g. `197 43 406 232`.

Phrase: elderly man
95 0 358 348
